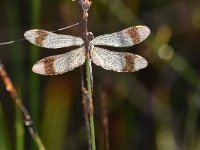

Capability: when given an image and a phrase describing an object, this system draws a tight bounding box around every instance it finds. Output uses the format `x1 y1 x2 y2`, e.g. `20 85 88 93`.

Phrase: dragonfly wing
91 47 147 72
32 47 85 75
24 29 84 49
91 26 150 47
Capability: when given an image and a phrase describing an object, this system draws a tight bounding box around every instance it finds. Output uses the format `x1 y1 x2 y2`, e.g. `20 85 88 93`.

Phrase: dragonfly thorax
83 32 94 52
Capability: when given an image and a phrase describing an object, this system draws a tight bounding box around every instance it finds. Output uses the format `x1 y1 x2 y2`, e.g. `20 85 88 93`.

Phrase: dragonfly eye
87 32 94 41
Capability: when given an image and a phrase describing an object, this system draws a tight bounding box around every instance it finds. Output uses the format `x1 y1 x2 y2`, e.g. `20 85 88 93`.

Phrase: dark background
0 0 200 150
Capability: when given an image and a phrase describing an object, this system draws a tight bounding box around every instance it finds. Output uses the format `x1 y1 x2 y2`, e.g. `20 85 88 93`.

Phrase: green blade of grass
15 106 24 150
29 3 41 150
86 54 96 150
30 0 41 123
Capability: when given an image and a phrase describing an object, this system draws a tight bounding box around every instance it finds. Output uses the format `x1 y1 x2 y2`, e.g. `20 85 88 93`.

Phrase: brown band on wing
35 30 48 46
126 27 141 44
122 53 136 72
43 57 56 74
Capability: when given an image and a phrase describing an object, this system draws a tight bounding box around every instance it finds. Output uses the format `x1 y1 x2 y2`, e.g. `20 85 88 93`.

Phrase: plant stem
30 0 41 125
80 66 92 150
16 106 24 150
85 54 96 150
74 0 95 149
0 63 46 150
31 134 46 150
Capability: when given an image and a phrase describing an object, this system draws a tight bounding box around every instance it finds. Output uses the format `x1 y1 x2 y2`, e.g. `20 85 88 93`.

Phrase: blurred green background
0 0 200 150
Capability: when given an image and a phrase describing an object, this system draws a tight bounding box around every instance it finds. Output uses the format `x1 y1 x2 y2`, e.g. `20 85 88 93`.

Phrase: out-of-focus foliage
0 0 200 150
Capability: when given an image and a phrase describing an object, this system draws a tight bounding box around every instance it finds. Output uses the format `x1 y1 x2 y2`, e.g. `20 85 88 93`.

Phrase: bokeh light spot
158 44 174 60
192 6 200 30
171 55 187 72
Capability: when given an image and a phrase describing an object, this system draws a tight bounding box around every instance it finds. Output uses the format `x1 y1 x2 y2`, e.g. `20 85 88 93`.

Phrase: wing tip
24 30 31 39
32 63 46 75
134 55 148 70
136 25 150 41
24 29 38 38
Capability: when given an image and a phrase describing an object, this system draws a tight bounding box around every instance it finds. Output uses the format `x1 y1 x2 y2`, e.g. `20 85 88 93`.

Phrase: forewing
24 29 84 49
32 47 85 75
91 26 150 47
91 47 147 72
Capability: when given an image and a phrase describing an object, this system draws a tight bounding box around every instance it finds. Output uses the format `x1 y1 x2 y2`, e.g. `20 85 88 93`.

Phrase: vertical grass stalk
86 53 96 150
30 0 41 124
80 66 92 150
73 0 96 149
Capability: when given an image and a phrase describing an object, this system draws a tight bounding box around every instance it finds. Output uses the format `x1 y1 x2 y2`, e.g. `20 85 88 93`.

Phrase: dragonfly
24 25 150 75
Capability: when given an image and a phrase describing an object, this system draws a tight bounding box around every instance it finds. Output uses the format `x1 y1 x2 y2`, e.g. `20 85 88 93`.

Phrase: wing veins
32 47 85 75
24 29 84 49
91 47 147 72
96 48 124 68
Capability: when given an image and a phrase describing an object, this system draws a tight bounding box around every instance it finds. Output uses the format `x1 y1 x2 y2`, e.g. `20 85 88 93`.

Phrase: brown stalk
80 66 92 150
100 91 110 150
0 62 45 150
75 0 96 150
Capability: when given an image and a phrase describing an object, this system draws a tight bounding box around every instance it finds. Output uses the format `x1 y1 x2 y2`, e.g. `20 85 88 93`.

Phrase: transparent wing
91 26 150 47
24 29 84 49
32 47 85 75
91 47 148 72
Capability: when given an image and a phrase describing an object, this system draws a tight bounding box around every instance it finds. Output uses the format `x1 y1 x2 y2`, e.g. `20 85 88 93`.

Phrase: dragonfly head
87 32 94 42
